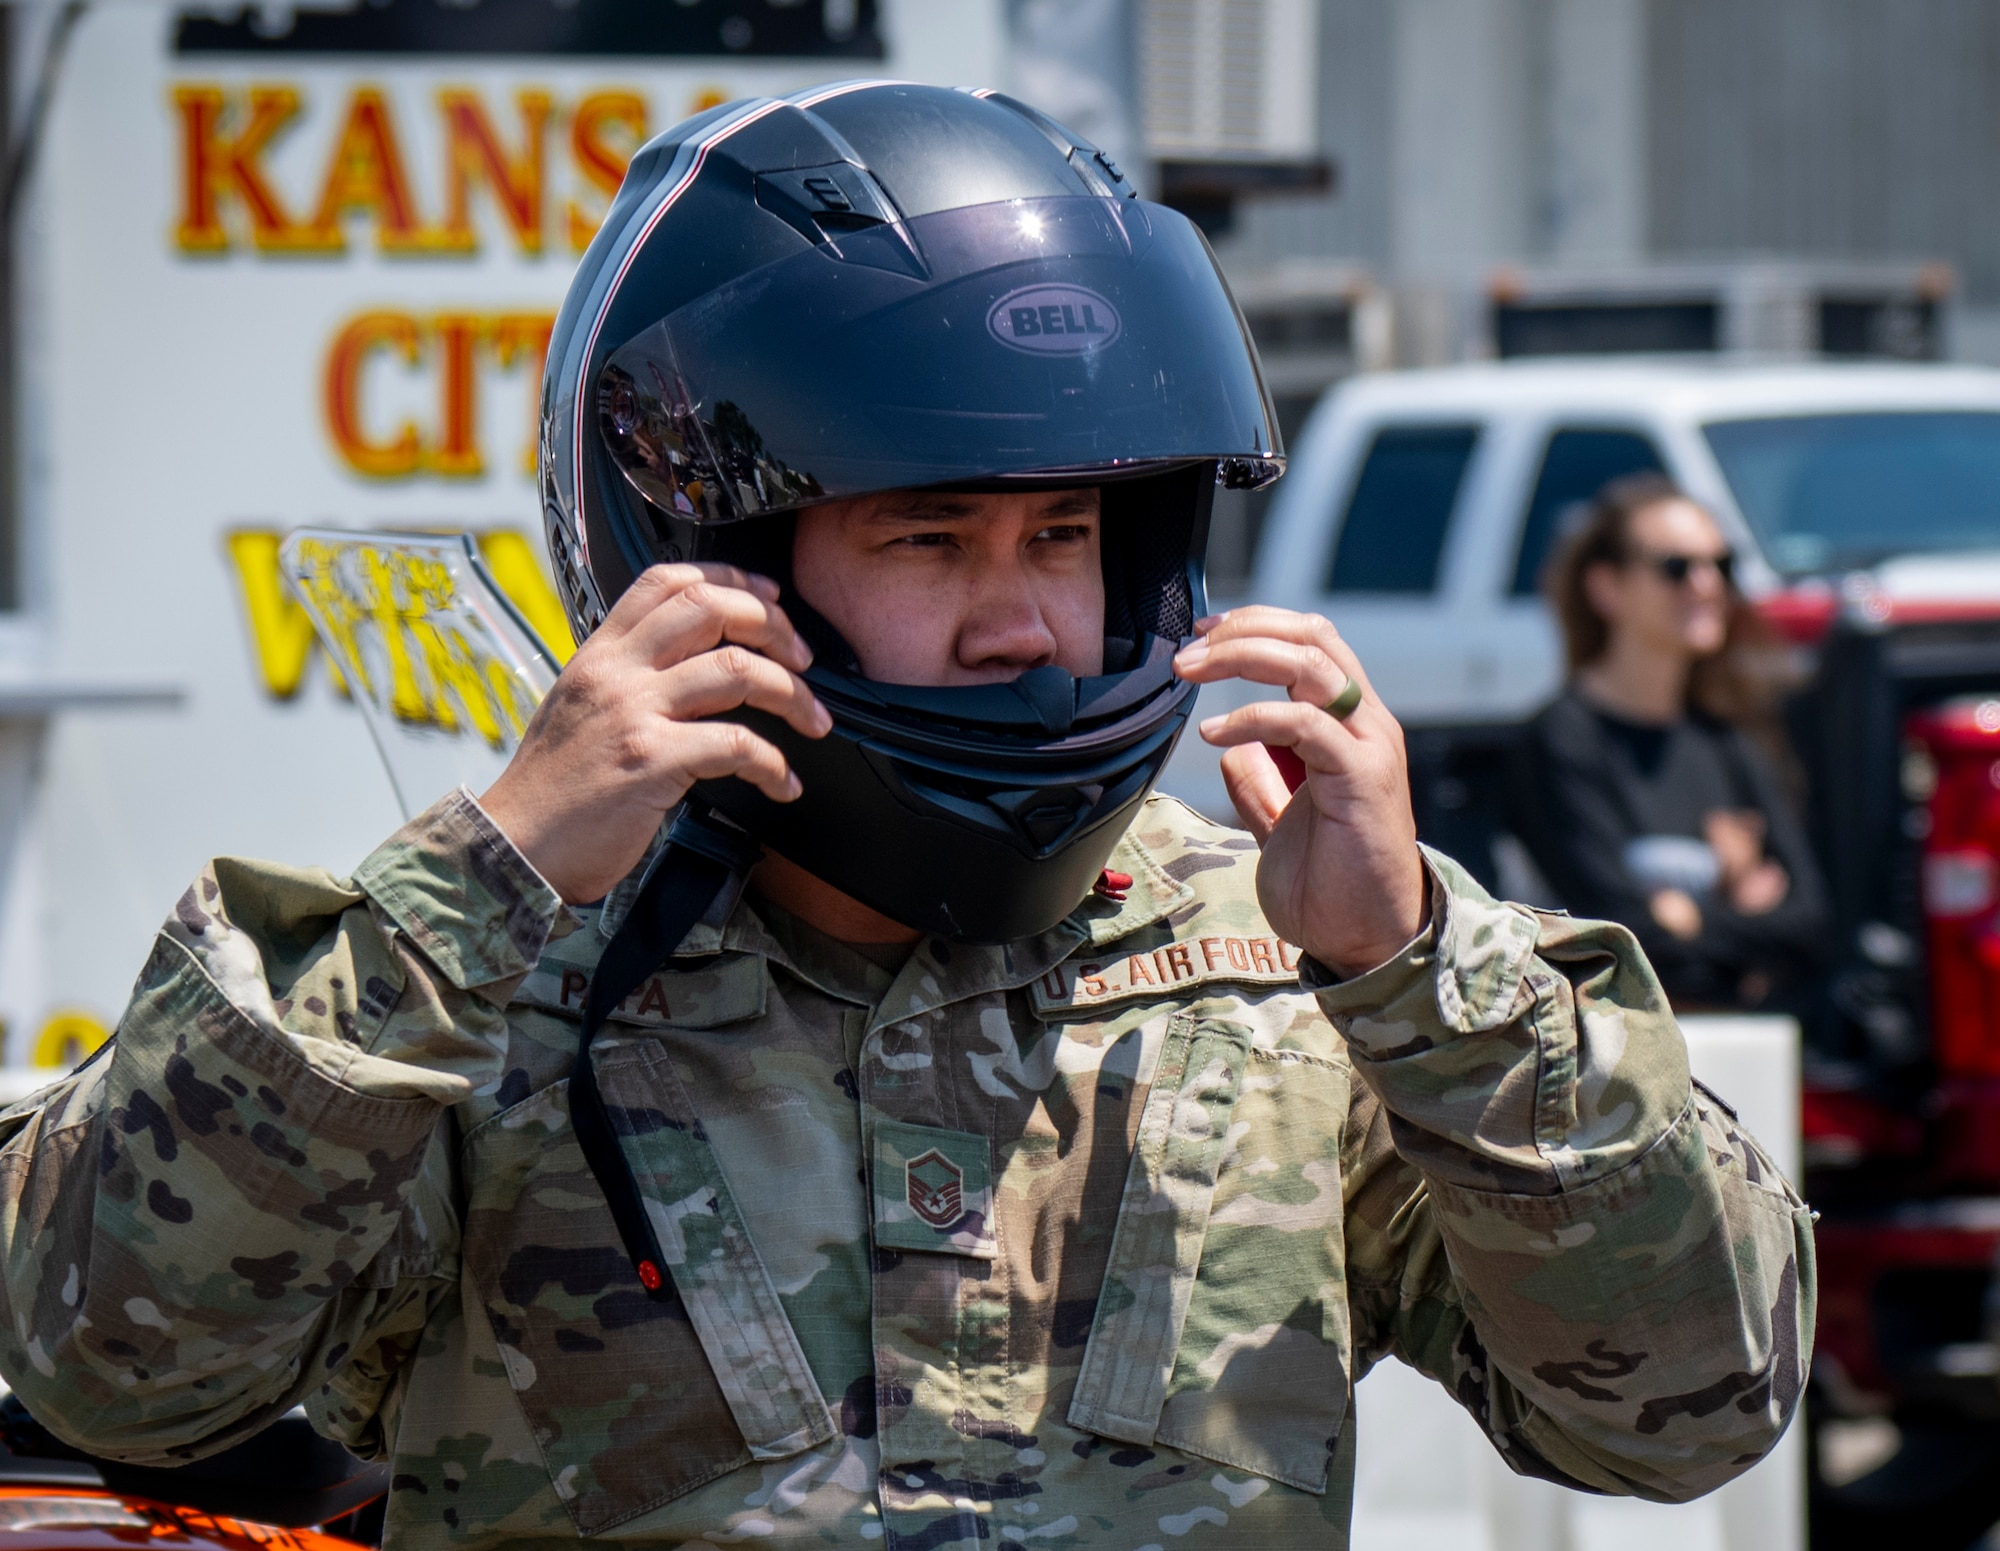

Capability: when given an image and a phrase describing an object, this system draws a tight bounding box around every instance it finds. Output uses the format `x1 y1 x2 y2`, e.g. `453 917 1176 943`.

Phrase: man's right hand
479 563 830 904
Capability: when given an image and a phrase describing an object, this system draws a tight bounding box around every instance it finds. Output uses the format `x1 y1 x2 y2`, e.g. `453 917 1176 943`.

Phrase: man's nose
957 566 1060 671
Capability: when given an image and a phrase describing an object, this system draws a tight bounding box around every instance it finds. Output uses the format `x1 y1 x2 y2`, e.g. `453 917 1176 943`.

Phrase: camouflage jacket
0 790 1814 1550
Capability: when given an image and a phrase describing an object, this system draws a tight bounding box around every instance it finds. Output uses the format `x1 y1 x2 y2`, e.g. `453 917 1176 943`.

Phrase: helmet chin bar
692 639 1198 942
855 698 1186 858
830 640 1190 851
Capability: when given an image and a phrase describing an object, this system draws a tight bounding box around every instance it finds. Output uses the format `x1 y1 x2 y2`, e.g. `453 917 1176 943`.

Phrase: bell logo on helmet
987 284 1122 355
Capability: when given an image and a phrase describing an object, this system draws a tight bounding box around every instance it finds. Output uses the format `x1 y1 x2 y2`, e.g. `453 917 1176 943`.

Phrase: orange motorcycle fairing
0 1487 370 1551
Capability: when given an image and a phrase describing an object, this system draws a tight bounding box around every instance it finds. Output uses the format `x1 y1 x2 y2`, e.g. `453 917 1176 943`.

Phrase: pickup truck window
1705 411 2000 573
1325 424 1480 593
1510 428 1666 595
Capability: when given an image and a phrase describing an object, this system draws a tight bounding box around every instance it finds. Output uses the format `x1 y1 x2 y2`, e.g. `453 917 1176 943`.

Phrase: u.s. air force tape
1030 933 1303 1014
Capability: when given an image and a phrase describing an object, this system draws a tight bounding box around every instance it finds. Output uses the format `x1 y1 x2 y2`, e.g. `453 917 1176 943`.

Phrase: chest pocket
1067 1014 1353 1493
461 1041 833 1535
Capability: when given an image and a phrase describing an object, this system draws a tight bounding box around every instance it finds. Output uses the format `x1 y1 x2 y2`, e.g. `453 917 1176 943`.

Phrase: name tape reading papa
510 953 768 1031
511 966 677 1026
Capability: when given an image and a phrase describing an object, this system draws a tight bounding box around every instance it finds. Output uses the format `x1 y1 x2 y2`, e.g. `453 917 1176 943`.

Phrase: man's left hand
1174 607 1427 977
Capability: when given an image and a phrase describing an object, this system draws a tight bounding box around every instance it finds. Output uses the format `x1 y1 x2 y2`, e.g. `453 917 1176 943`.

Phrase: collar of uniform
1074 813 1197 948
584 801 1198 1029
868 920 1089 1032
866 810 1195 1031
663 891 900 1011
588 831 915 1013
602 798 1195 949
590 814 791 973
595 815 677 941
737 895 904 1008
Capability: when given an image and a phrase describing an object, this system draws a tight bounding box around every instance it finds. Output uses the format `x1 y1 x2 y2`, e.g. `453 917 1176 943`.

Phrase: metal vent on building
1485 262 1954 361
1138 0 1330 233
1140 0 1276 156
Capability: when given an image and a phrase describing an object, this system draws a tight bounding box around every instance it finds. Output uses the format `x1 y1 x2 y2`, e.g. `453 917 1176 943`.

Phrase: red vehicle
1779 600 2000 1549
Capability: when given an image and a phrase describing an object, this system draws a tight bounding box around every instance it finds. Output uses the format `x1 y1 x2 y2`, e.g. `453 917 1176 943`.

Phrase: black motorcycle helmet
541 80 1282 943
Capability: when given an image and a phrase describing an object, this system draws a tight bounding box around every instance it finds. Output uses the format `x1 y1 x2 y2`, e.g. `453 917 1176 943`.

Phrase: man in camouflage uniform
0 83 1812 1551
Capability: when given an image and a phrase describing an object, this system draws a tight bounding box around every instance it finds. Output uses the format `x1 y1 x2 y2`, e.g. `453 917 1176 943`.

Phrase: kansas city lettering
320 309 558 480
172 83 654 256
1033 934 1301 1011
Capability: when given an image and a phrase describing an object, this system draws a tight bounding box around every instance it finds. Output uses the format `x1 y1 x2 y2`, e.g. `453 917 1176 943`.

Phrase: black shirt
1509 687 1831 1009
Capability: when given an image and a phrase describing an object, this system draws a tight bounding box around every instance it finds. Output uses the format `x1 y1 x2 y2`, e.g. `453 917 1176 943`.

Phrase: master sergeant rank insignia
905 1149 964 1228
871 1120 995 1259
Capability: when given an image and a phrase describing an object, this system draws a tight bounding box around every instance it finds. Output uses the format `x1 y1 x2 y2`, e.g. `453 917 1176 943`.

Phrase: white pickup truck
1162 356 2000 868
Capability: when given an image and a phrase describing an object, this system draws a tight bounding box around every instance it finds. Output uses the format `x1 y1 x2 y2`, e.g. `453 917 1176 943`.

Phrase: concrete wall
1648 0 2000 299
1211 0 2000 359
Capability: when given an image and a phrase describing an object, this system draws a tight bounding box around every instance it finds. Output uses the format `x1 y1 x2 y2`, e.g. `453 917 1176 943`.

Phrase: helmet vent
754 163 897 244
991 784 1106 854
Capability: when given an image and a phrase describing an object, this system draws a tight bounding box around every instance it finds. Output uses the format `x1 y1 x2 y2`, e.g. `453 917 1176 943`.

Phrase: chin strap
567 805 761 1299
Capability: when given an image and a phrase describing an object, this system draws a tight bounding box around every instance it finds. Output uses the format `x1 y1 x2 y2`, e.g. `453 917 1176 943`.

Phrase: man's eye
892 531 955 549
1035 524 1094 543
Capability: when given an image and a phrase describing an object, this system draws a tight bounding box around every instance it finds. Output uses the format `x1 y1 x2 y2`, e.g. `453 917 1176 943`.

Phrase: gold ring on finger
1323 677 1364 721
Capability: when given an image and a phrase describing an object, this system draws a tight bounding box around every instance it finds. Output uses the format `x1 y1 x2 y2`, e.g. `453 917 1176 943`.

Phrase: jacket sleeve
1319 848 1815 1503
0 789 563 1465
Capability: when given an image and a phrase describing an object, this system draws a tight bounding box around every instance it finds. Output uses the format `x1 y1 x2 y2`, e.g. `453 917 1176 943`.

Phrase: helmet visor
599 196 1281 522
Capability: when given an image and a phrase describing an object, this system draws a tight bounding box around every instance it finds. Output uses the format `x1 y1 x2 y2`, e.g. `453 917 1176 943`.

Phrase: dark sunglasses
1634 549 1735 587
